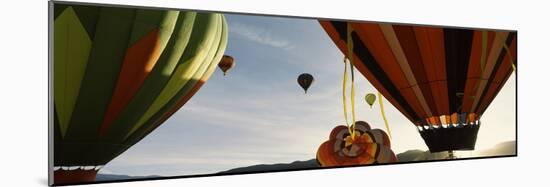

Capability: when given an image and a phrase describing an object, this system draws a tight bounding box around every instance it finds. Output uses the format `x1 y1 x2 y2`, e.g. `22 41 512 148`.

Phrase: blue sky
100 13 516 176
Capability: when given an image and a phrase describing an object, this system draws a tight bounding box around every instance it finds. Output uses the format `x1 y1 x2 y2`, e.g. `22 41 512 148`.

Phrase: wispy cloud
229 22 295 50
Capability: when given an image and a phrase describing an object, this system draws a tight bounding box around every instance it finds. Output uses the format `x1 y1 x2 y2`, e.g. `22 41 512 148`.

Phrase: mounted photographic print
49 1 517 186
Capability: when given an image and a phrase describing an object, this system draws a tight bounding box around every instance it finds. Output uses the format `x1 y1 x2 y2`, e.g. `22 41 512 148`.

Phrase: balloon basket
54 169 98 184
418 122 480 152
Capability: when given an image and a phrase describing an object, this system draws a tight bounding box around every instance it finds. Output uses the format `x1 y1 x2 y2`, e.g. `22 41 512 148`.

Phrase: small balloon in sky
297 73 314 94
365 93 376 108
218 55 235 76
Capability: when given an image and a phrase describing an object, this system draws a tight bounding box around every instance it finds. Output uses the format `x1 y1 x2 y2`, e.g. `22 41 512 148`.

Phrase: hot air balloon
218 55 235 76
365 93 376 108
319 21 517 153
53 4 228 184
317 121 397 167
297 73 314 93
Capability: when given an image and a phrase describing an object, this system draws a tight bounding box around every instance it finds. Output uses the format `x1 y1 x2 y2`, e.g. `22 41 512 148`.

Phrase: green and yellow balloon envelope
365 93 376 108
53 4 228 182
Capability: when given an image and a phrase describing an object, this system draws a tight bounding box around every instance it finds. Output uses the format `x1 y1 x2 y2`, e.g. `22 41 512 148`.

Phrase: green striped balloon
53 5 228 167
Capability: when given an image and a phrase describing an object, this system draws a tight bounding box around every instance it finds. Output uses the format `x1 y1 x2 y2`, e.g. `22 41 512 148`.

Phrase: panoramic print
51 3 517 185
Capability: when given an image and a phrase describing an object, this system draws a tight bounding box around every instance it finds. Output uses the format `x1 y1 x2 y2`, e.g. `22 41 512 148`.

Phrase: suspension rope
342 57 353 136
480 31 488 74
378 92 392 139
341 23 358 140
498 34 516 72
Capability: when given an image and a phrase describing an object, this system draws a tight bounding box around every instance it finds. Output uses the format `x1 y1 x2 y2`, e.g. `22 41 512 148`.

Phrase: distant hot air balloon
365 93 376 108
218 55 235 76
317 121 397 167
297 73 314 93
320 21 517 153
53 4 228 184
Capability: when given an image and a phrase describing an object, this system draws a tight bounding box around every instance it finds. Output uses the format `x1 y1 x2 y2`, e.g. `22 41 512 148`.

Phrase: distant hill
95 159 320 181
218 159 320 174
396 149 450 162
475 141 516 157
94 160 319 181
95 174 161 181
396 149 428 161
96 141 515 181
396 140 516 162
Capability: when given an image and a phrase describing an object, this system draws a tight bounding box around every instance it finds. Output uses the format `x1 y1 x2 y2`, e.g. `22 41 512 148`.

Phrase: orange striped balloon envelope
317 122 397 167
319 21 517 152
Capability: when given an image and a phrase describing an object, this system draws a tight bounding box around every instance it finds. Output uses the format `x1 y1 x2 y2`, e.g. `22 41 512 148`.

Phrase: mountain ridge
96 140 515 181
